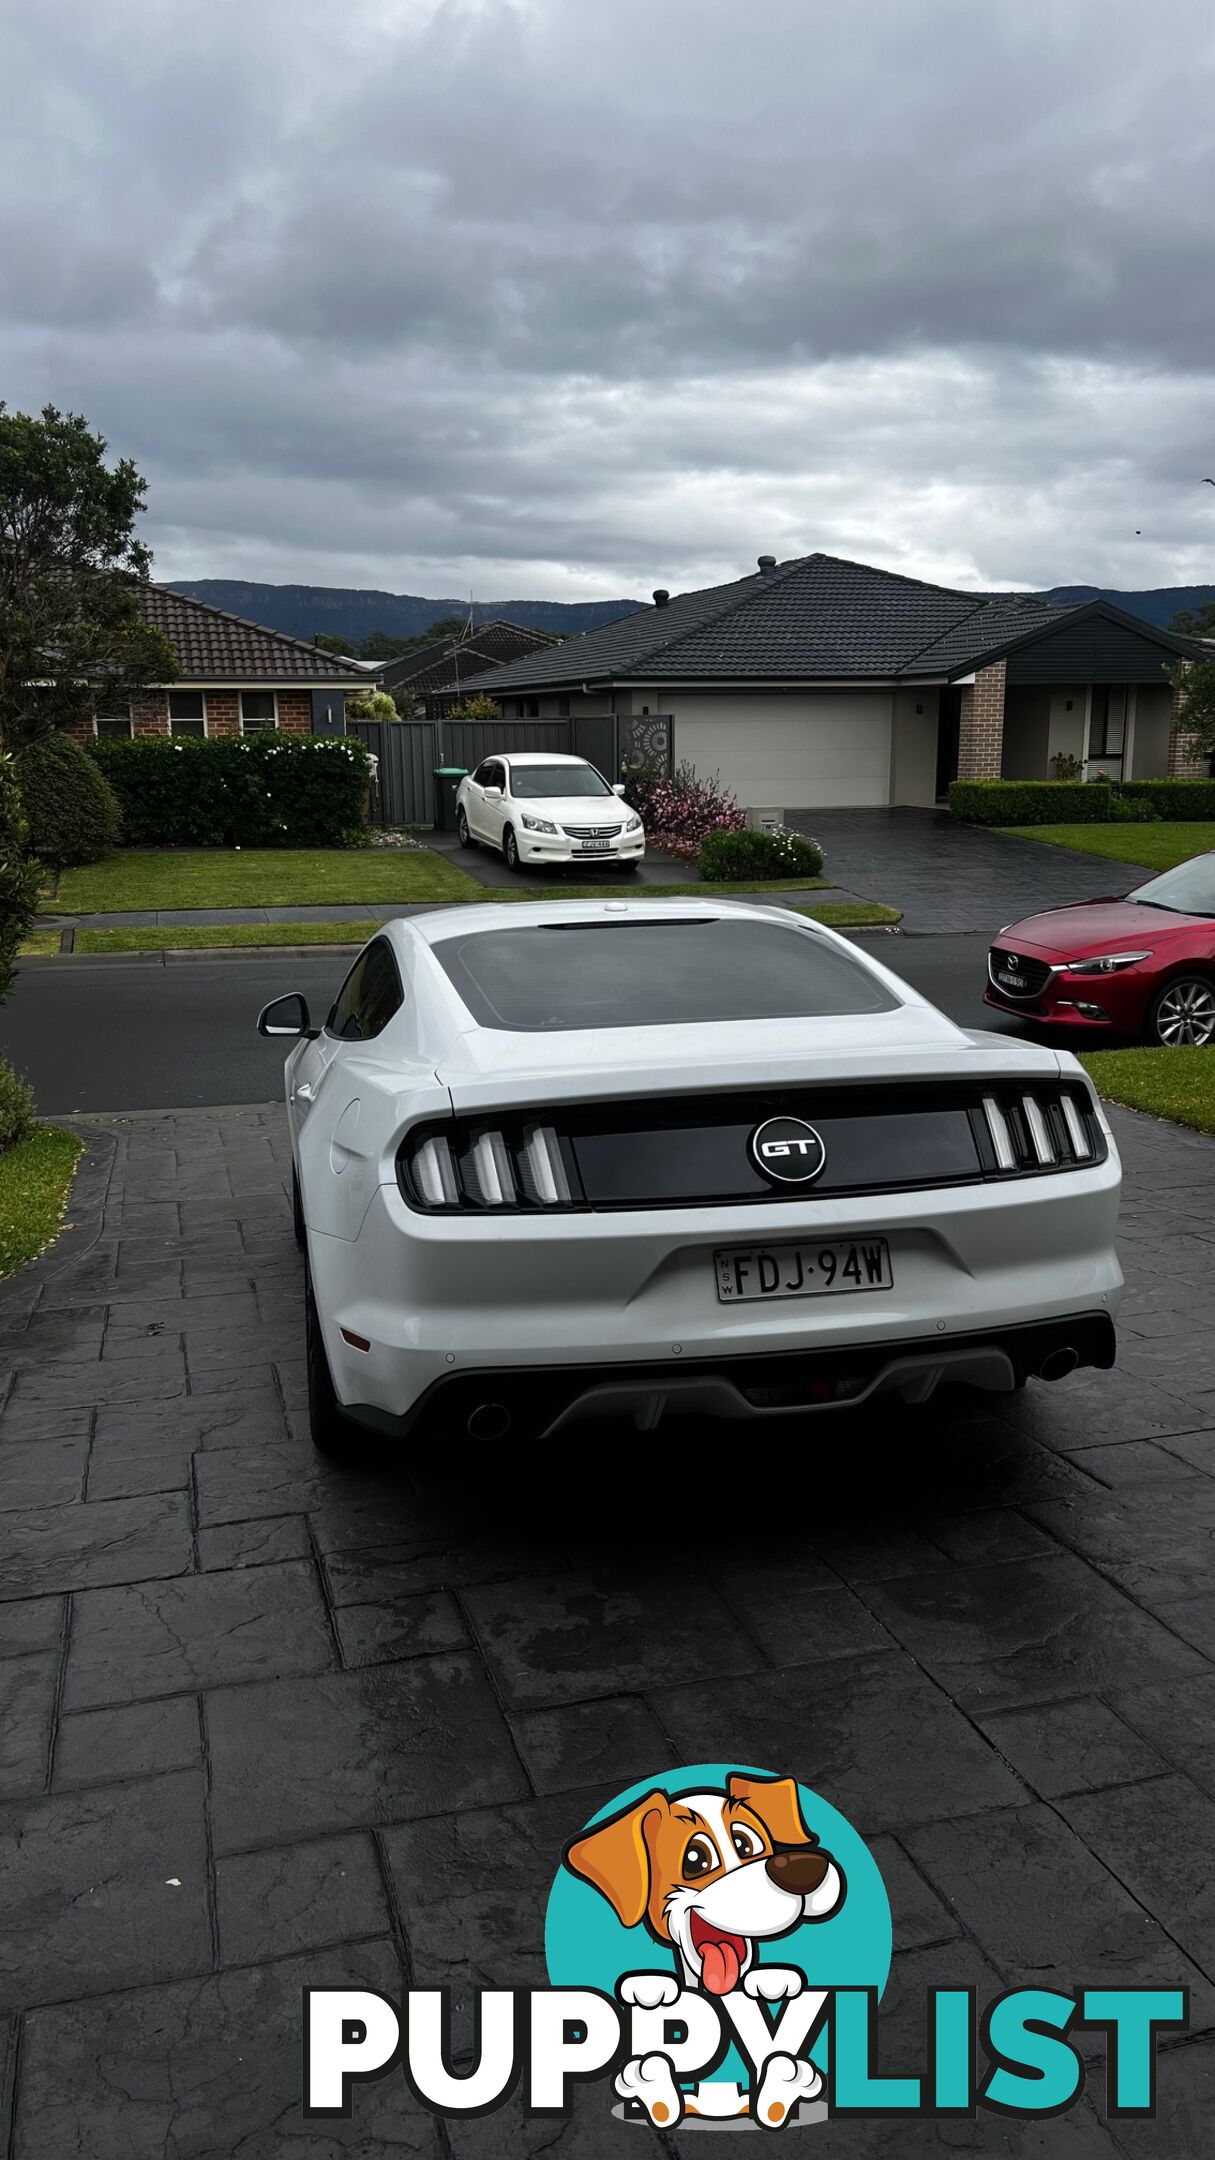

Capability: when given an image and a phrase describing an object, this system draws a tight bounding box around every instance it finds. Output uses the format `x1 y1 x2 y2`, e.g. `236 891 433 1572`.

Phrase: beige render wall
890 688 939 805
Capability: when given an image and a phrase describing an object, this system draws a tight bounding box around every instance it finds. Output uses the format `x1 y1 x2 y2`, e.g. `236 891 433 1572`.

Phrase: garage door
673 699 892 808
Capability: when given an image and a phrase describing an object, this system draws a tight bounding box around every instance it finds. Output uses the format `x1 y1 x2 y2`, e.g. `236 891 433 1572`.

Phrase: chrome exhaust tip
1038 1347 1079 1383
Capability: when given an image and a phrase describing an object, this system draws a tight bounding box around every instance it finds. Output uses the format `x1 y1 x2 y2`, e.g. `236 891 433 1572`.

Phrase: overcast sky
3 0 1214 600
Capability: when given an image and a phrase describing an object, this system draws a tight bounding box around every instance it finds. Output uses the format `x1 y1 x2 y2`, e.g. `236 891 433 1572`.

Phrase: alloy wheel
1153 978 1215 1047
456 808 471 848
504 828 520 871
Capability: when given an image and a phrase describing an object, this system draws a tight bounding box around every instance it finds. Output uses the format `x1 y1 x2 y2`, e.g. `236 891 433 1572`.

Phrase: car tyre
456 806 473 849
305 1268 362 1462
503 826 522 873
1145 973 1215 1047
291 1164 306 1249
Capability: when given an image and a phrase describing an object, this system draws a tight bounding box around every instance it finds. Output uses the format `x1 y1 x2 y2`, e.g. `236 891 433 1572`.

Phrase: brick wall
67 686 317 741
1168 678 1208 777
956 659 1006 780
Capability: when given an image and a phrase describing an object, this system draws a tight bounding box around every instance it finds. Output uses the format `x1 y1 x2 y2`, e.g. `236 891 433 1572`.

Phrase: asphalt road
0 933 1029 1116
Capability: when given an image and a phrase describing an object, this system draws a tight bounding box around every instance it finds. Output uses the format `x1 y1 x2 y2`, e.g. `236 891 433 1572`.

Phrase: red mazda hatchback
985 851 1215 1046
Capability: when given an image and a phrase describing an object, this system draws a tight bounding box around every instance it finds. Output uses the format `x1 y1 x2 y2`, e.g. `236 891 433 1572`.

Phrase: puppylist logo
304 1762 1188 2131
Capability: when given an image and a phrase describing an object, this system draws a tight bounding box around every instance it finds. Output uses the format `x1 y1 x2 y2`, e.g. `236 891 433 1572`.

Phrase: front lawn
51 848 481 912
1005 823 1215 873
62 899 900 956
1081 1049 1215 1137
0 1127 84 1278
75 921 382 954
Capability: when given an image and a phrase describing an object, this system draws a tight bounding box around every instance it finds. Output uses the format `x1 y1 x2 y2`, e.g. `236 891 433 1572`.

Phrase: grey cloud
1 0 1213 595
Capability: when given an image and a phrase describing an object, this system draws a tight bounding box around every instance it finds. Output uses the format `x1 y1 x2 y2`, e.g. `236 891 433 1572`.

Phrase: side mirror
612 782 627 796
258 992 313 1039
483 785 503 801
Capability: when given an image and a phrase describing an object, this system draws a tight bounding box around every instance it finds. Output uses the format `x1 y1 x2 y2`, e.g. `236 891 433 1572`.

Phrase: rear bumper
309 1156 1123 1428
345 1311 1118 1440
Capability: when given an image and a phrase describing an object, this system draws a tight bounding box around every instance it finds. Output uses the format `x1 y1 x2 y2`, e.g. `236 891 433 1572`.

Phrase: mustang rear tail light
982 1087 1094 1174
400 1123 581 1213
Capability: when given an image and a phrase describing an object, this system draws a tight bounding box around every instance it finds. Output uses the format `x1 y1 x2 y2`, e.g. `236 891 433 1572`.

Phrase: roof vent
652 589 670 608
757 555 777 572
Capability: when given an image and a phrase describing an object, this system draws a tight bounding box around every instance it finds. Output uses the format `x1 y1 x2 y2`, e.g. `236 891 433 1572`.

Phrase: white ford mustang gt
258 899 1122 1457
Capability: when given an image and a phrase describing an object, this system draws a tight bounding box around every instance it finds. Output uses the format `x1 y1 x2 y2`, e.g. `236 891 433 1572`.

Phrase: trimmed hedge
950 777 1215 827
15 732 121 865
88 732 372 849
698 825 825 882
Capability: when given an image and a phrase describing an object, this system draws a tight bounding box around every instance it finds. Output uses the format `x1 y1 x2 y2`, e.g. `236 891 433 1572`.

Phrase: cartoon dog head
564 1773 845 1997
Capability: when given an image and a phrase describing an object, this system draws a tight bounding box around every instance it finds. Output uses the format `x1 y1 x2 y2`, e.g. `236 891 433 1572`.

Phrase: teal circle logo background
544 1763 891 2082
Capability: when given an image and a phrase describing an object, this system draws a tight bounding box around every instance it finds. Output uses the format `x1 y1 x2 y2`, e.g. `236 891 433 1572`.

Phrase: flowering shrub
89 732 372 849
698 825 825 882
623 760 747 858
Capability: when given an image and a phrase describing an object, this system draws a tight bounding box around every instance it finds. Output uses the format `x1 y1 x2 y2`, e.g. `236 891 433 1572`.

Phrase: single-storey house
463 553 1209 808
376 620 560 717
66 585 366 743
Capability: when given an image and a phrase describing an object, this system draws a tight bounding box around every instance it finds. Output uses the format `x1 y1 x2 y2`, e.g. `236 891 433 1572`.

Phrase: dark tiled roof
141 585 365 683
378 620 560 693
465 553 1150 692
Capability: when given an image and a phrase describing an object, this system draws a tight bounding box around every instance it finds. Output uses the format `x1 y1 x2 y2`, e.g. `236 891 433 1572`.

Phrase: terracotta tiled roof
140 585 366 683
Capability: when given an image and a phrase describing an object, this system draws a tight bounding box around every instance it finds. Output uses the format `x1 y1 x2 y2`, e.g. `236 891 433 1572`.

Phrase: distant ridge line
166 575 1215 646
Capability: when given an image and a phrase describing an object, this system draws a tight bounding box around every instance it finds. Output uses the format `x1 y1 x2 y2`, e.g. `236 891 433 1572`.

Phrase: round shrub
698 825 825 883
15 731 120 866
0 1057 35 1151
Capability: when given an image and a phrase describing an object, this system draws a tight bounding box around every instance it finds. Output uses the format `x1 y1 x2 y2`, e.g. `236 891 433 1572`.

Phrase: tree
345 689 399 724
446 694 501 722
358 630 419 662
0 405 177 749
1167 658 1215 755
1169 601 1215 639
0 754 41 1007
313 632 353 657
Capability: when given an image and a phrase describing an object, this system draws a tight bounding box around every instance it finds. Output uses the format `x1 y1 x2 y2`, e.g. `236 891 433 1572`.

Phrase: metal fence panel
347 713 673 825
439 717 571 771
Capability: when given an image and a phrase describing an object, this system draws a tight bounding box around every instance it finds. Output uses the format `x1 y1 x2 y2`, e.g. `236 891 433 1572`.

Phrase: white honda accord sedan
455 751 645 871
257 899 1122 1457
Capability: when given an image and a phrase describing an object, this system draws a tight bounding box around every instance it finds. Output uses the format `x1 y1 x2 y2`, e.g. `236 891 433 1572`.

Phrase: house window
558 696 570 717
514 701 525 718
240 690 277 734
1088 686 1127 778
528 698 539 718
94 707 133 740
168 691 207 738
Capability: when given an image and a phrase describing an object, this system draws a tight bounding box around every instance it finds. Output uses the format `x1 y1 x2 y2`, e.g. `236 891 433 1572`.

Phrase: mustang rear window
430 920 901 1031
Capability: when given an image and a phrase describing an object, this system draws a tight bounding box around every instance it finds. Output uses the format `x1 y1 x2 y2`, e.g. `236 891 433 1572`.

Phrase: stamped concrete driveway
786 808 1150 932
3 1104 1215 2154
